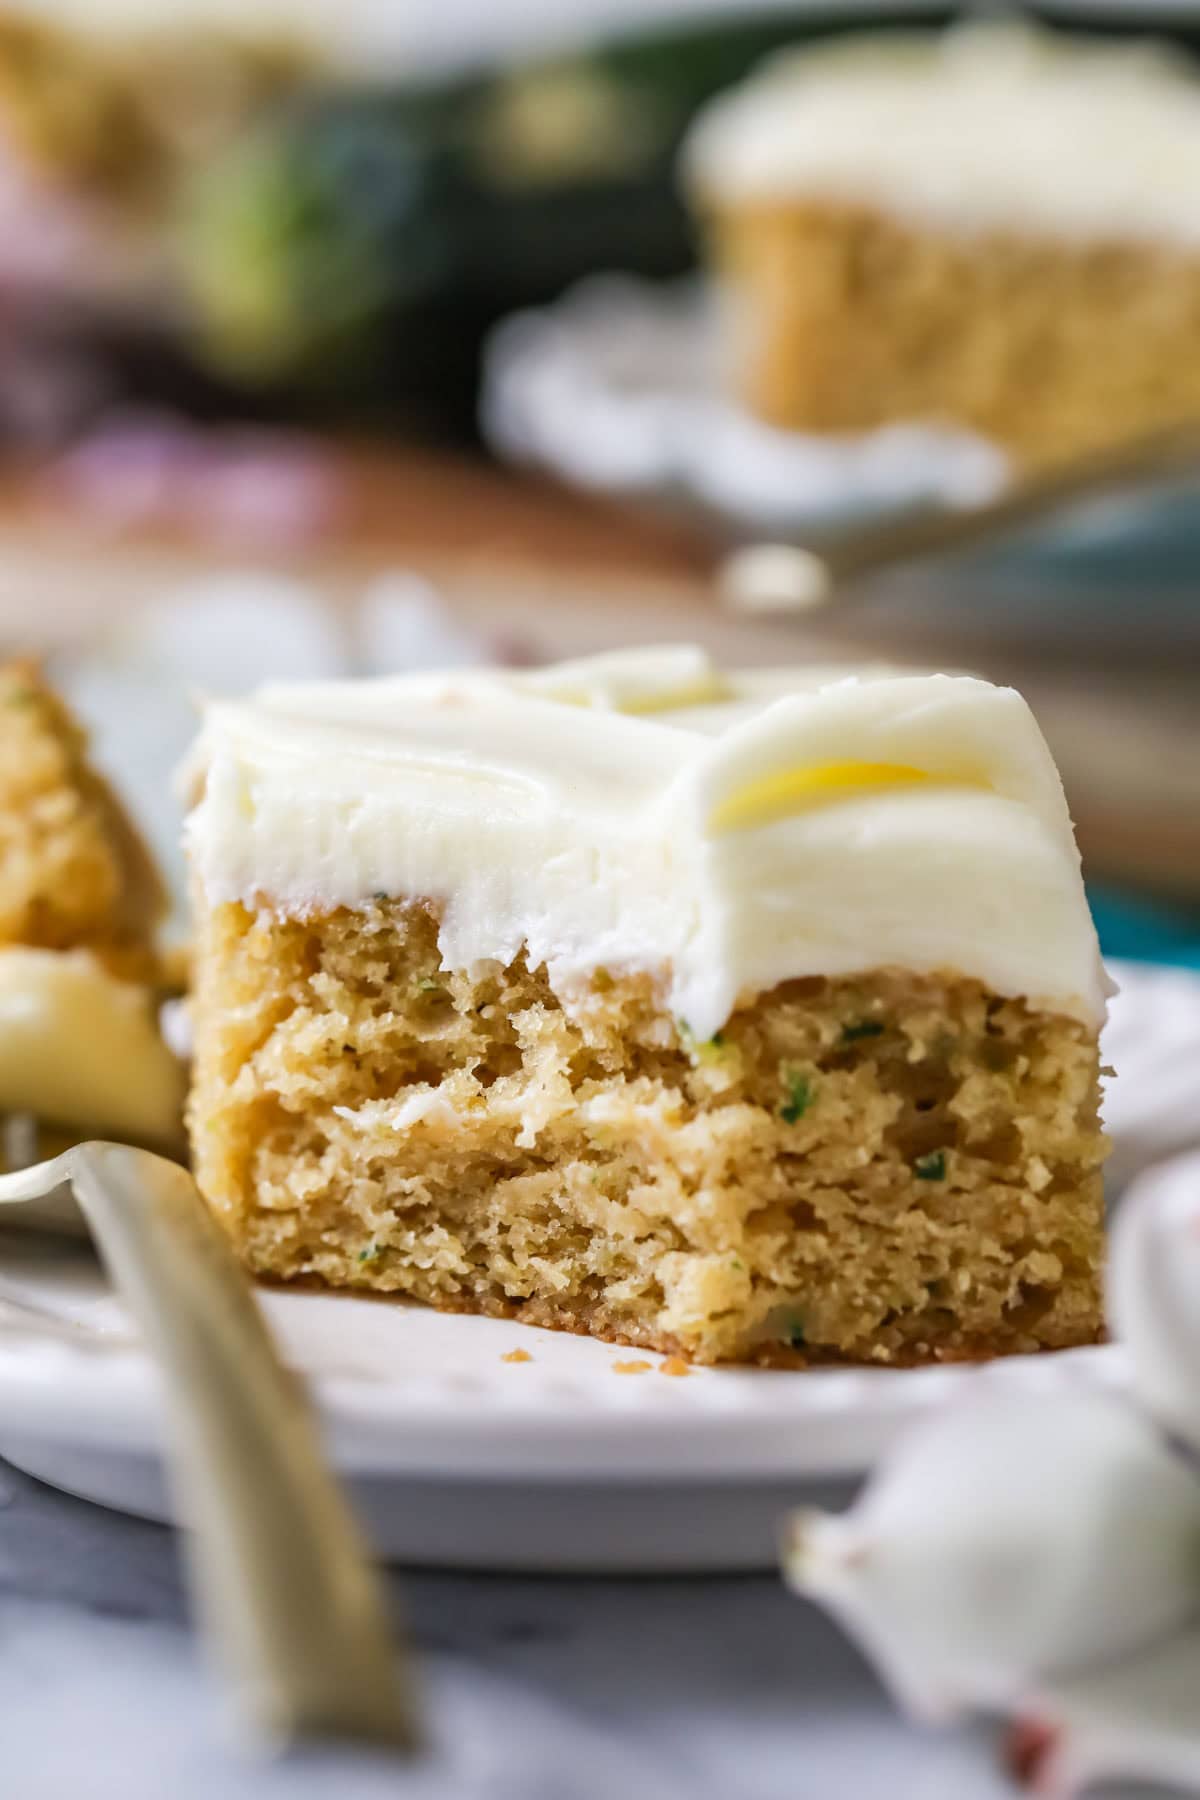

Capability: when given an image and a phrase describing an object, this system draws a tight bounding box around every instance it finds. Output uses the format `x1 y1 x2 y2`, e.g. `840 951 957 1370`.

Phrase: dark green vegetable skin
177 10 951 437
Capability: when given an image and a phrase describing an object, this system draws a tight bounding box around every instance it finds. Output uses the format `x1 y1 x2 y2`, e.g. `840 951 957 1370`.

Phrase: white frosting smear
0 948 184 1145
684 21 1200 248
186 647 1107 1041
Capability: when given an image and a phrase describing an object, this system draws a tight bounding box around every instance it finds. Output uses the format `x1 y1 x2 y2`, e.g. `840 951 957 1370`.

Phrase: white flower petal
783 1389 1200 1721
1029 1628 1200 1798
1109 1149 1200 1452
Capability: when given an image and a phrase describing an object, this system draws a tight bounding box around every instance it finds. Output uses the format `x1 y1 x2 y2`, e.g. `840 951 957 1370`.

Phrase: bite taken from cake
184 647 1108 1366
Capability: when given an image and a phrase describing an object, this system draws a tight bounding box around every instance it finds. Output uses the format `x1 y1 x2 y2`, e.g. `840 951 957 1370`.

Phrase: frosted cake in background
185 646 1107 1365
684 22 1200 465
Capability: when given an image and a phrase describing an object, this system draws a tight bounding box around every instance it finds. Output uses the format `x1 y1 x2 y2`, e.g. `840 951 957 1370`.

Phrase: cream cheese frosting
0 947 185 1145
684 21 1200 248
186 646 1107 1040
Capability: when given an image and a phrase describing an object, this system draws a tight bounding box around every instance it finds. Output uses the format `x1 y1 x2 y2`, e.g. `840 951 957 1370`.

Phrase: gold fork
0 1140 420 1750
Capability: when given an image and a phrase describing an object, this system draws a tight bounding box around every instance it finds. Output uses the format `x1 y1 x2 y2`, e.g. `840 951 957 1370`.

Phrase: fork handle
49 1144 419 1749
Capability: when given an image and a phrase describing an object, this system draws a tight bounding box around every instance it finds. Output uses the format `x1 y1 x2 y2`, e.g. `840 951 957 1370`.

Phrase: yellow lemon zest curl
710 760 987 834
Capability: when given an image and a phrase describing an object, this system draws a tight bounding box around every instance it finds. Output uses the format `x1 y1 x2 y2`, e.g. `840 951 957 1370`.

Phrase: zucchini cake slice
684 22 1200 466
0 660 184 1159
185 648 1108 1365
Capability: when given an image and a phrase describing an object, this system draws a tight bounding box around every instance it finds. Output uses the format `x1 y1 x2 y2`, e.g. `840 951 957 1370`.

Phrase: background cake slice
684 22 1200 466
0 659 163 975
0 660 184 1158
185 648 1108 1365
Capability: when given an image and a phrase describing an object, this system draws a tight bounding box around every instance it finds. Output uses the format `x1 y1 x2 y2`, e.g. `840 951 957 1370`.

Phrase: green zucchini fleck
780 1069 814 1125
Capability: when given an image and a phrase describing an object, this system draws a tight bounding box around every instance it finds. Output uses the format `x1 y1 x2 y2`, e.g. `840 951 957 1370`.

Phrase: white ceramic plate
483 277 1200 659
0 959 1195 1571
483 275 1011 534
0 1241 1126 1571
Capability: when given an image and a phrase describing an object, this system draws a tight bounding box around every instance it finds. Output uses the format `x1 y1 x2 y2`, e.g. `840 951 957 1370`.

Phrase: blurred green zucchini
175 13 897 433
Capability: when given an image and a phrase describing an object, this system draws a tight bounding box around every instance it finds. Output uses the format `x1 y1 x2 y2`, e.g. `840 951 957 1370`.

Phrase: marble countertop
0 1456 1029 1800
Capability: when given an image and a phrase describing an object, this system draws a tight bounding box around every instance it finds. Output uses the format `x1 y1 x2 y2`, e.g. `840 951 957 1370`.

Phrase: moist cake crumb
187 902 1106 1366
0 659 164 977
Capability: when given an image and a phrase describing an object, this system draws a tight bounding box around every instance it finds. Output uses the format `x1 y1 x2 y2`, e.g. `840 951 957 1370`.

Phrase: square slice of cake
185 647 1108 1365
684 22 1200 466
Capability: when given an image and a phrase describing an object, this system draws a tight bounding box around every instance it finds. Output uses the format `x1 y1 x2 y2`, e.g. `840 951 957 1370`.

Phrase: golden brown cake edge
188 897 1107 1366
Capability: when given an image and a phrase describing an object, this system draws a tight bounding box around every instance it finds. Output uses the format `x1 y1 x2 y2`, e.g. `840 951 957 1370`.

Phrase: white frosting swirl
186 646 1106 1040
0 948 183 1145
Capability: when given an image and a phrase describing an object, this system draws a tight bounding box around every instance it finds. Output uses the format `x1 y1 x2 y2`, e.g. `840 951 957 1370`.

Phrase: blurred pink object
0 125 107 293
48 414 344 545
